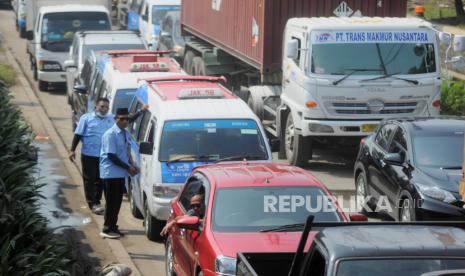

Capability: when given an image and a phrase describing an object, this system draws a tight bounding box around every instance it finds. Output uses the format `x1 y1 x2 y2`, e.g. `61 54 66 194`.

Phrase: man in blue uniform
100 108 139 239
69 98 113 214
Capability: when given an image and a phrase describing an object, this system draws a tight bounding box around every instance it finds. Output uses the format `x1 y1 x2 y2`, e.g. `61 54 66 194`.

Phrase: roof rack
142 75 227 84
101 50 172 57
287 215 465 276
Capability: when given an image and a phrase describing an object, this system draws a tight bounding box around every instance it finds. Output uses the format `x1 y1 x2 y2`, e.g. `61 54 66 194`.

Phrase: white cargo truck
25 0 112 91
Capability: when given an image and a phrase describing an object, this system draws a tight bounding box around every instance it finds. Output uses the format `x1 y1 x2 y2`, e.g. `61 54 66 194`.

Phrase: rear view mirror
73 84 87 94
349 212 368 221
26 30 33 40
439 32 451 46
286 39 299 60
176 215 199 230
139 142 153 155
383 152 404 166
454 35 465 52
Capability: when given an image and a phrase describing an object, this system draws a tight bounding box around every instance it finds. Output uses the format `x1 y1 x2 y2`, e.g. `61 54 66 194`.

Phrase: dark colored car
354 117 465 221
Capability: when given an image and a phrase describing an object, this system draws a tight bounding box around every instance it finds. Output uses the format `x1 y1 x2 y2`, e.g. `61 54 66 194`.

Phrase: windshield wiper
259 223 304 233
214 154 266 163
333 68 384 85
440 166 462 170
361 72 419 85
166 154 212 164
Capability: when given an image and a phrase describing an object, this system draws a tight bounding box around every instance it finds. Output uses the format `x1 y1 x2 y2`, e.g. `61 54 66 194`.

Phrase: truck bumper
149 196 172 221
300 119 380 137
38 70 67 83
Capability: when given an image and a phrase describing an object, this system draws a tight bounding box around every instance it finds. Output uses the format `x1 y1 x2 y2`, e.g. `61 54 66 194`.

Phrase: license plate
361 124 378 133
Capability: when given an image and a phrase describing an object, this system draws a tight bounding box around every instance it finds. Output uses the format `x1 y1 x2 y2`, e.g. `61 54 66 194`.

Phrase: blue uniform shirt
75 112 114 157
100 124 133 179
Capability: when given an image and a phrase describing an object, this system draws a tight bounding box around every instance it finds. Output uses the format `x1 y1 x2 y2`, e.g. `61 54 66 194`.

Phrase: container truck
25 0 112 91
180 0 465 166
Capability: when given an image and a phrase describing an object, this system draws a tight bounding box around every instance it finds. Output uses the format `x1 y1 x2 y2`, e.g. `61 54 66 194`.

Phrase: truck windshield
158 119 268 162
152 5 180 27
336 258 465 276
112 89 136 114
310 30 436 75
41 12 110 52
212 187 342 232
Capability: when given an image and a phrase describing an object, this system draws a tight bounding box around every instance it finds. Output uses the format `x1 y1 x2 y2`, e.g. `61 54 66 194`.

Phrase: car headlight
215 256 236 276
38 60 62 71
416 183 456 203
152 184 180 198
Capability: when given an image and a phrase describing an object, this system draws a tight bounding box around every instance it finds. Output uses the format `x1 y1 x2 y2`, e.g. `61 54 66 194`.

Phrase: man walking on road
99 108 140 239
69 98 113 215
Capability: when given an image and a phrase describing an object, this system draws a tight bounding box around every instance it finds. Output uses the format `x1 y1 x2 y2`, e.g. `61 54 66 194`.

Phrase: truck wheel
399 196 416 222
19 27 26 39
284 113 312 167
129 181 143 219
183 50 195 75
144 200 164 241
38 80 48 91
33 62 38 81
192 57 205 76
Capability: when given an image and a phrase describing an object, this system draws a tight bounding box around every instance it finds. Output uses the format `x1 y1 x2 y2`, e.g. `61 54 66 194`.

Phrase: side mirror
64 59 76 69
454 35 465 52
439 32 451 46
269 138 280 152
139 142 153 155
285 39 299 60
176 215 199 230
141 14 148 21
349 212 368 221
383 152 404 166
26 30 33 40
73 84 87 94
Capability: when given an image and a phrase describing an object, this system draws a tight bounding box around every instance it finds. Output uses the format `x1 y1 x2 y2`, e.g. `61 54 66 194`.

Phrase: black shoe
113 229 125 237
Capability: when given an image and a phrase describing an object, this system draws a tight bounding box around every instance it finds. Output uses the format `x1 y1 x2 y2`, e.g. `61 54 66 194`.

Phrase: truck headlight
215 256 236 276
417 183 456 203
152 185 180 198
38 60 62 71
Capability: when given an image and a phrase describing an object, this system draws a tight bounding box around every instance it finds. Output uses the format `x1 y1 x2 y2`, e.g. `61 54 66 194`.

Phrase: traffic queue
10 0 465 275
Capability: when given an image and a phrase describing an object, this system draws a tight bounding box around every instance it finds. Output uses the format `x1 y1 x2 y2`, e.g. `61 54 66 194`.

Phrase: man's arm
108 153 130 170
128 104 149 123
69 115 87 162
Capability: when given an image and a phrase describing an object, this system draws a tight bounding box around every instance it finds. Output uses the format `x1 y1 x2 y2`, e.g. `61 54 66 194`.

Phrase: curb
3 43 142 276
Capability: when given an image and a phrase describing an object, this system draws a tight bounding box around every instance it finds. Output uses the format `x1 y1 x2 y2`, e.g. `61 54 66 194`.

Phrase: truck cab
277 17 442 165
26 5 111 91
237 221 465 276
127 75 272 241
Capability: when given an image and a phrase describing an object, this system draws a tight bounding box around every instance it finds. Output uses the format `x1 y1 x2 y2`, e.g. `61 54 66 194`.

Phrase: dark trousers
81 154 104 208
103 178 125 232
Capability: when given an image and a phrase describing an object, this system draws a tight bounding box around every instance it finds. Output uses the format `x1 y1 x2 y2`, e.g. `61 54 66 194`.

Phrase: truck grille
329 101 420 115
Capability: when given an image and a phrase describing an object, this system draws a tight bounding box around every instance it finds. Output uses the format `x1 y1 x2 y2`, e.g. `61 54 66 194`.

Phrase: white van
133 0 180 50
127 75 272 241
71 49 184 129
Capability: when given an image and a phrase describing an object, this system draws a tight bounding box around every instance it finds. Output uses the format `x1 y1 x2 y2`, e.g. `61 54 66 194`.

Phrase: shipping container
182 0 407 73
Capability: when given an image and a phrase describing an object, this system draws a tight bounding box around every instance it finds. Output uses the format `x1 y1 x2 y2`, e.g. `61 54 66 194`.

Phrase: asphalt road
0 6 360 275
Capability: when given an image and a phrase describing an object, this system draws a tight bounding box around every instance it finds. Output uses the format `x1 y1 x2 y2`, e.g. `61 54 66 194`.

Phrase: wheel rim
401 199 411 222
285 116 295 158
166 241 174 275
356 175 366 212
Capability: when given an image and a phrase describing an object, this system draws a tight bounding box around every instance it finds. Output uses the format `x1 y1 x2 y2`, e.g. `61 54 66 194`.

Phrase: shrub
0 81 72 275
0 64 16 87
441 80 465 115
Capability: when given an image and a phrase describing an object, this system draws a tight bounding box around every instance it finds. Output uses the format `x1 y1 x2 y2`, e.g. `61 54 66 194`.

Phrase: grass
423 2 457 20
0 63 16 87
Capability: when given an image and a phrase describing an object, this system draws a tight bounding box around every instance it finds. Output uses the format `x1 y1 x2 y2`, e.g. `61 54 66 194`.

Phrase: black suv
354 117 465 221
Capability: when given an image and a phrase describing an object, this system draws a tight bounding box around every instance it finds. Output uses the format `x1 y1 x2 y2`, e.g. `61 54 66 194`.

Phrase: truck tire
192 57 205 76
19 27 26 39
32 62 38 81
183 50 196 75
38 80 48 91
284 113 312 167
129 181 143 219
144 199 164 241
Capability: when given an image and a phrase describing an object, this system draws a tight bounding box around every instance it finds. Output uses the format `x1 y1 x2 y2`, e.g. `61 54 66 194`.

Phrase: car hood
211 231 316 259
417 166 462 193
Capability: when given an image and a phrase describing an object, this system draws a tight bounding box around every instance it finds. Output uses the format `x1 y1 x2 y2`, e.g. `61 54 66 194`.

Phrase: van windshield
310 30 436 75
158 119 268 162
41 12 110 52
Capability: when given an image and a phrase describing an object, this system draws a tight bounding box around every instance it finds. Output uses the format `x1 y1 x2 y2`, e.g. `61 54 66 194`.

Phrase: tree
455 0 465 17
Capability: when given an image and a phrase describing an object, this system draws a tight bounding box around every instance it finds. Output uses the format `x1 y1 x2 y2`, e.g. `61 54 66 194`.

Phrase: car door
136 115 156 212
171 177 205 276
368 123 397 202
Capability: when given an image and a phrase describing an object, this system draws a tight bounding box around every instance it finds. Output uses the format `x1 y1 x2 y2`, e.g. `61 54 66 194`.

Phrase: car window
129 101 144 140
137 111 152 143
145 119 156 143
389 127 407 155
303 246 326 276
375 124 397 151
179 177 206 212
